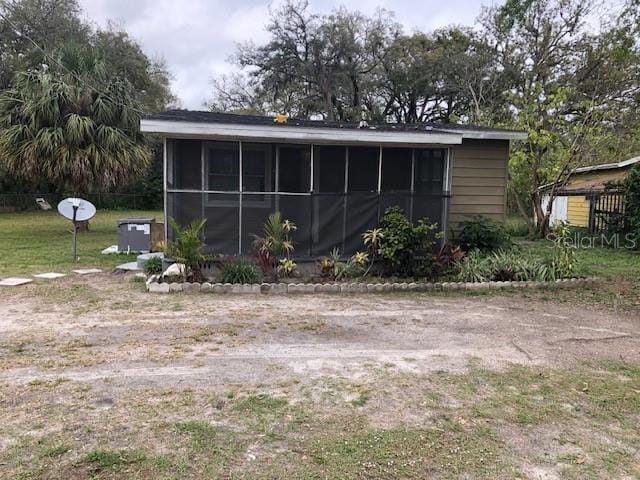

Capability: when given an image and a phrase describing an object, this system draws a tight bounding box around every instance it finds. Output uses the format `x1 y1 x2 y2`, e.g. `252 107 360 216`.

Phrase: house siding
449 139 509 231
566 195 590 227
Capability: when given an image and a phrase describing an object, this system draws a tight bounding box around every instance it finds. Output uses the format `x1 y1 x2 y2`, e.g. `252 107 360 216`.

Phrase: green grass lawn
519 238 640 280
0 209 162 276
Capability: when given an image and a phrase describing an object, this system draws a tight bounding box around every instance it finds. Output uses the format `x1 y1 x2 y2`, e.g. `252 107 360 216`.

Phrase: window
381 148 412 192
348 147 379 192
242 143 274 192
278 145 311 192
207 142 239 191
414 149 445 193
313 145 346 192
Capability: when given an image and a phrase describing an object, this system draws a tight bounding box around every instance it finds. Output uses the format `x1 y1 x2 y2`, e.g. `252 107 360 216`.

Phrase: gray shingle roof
145 109 524 136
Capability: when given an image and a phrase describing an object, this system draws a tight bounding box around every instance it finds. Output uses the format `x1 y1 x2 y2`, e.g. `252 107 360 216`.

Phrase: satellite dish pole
72 199 79 261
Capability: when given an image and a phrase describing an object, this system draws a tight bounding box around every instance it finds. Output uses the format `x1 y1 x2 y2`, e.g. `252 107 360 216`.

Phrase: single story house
140 110 526 257
542 156 640 229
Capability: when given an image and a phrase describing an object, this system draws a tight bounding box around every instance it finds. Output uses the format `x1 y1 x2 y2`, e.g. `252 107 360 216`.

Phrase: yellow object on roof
273 113 288 124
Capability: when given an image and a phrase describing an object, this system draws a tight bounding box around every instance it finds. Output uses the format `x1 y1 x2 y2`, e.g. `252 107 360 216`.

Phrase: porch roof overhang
141 110 527 145
140 119 463 146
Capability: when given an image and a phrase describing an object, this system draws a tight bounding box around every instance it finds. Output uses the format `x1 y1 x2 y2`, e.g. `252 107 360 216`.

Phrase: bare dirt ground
1 274 638 479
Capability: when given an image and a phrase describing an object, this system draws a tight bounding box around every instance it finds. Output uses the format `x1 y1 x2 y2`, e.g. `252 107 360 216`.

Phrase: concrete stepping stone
33 272 67 279
0 277 33 286
72 268 103 275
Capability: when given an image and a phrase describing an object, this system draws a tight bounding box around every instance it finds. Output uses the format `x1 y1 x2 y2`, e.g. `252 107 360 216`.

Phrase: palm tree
0 47 151 195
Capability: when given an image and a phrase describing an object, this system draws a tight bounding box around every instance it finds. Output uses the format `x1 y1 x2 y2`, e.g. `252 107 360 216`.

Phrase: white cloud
78 0 496 109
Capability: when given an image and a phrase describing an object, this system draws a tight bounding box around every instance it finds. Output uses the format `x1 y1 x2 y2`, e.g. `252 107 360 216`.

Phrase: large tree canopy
0 49 151 193
0 0 173 196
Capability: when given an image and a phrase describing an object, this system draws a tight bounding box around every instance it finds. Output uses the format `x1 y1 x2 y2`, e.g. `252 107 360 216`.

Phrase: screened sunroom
166 140 449 256
141 110 526 258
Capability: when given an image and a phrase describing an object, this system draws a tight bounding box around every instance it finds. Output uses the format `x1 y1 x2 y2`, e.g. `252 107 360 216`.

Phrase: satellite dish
57 197 96 222
57 197 97 261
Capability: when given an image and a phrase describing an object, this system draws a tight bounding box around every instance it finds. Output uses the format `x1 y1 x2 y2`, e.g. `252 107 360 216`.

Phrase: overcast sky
79 0 500 109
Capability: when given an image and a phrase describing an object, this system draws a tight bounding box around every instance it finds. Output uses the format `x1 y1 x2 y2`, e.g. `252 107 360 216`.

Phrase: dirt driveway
1 274 638 479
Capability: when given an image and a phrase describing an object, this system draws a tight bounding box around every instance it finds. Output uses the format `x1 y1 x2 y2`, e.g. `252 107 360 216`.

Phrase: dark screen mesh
311 194 346 255
242 143 275 192
169 140 201 190
344 194 378 253
204 193 239 254
415 149 445 194
313 146 345 192
279 195 312 256
241 194 275 254
278 145 311 192
207 142 239 191
348 147 378 192
166 191 203 240
412 194 445 226
379 193 412 220
382 148 412 191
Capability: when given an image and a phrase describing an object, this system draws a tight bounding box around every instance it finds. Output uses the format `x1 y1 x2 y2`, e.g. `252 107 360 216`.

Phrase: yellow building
544 157 639 229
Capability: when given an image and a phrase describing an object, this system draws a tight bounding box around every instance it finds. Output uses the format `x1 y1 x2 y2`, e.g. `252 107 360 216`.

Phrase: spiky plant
0 48 151 194
252 211 296 279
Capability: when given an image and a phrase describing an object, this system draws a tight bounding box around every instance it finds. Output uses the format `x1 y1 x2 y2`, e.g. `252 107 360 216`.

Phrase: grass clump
221 258 263 284
86 449 147 472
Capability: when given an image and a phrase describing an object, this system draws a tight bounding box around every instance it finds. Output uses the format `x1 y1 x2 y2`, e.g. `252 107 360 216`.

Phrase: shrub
277 258 297 278
317 248 368 280
221 258 263 284
143 256 163 275
164 218 207 282
456 249 557 282
252 211 296 279
377 206 440 277
457 216 512 252
550 222 578 277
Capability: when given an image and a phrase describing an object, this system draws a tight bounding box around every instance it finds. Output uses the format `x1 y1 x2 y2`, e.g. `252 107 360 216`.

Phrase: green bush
456 249 558 282
458 216 512 252
221 258 263 284
165 217 207 281
143 256 163 275
377 206 440 277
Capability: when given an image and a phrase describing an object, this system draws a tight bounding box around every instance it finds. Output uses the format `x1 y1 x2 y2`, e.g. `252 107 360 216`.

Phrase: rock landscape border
146 277 599 294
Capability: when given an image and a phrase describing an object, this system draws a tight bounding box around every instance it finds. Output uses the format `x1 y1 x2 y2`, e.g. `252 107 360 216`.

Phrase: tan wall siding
449 139 509 231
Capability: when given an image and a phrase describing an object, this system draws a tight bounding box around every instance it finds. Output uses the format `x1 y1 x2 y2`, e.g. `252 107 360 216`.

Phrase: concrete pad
0 277 33 286
115 262 141 271
72 268 103 275
33 272 67 279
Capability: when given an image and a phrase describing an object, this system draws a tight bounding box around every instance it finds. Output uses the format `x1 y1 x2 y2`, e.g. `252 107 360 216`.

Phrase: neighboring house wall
449 139 509 231
567 195 590 226
564 169 628 192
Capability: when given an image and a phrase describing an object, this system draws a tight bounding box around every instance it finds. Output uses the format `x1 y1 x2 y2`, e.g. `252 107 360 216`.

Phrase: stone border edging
146 277 599 294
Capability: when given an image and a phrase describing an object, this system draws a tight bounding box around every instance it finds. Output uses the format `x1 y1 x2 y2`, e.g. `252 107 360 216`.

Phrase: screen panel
207 142 239 191
168 139 201 190
382 148 412 192
278 145 311 193
242 143 275 193
348 146 379 192
344 193 378 253
415 149 445 194
204 193 239 254
311 194 346 256
313 146 346 193
166 191 203 240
